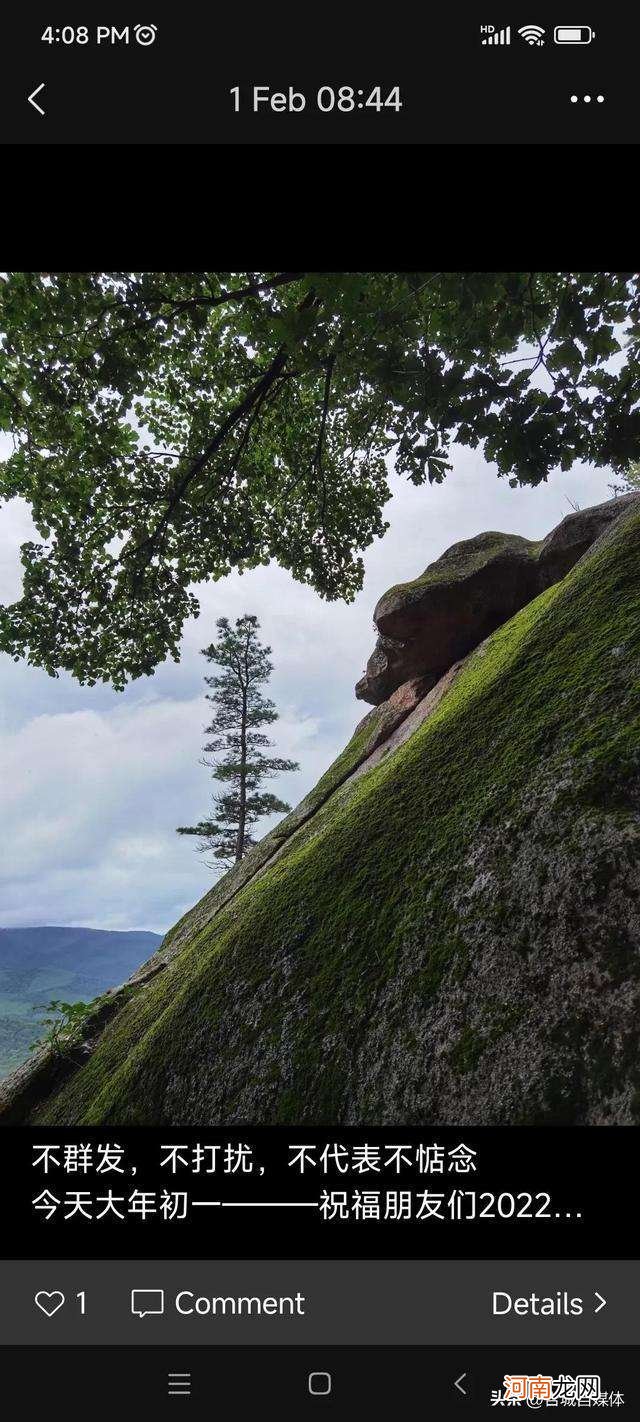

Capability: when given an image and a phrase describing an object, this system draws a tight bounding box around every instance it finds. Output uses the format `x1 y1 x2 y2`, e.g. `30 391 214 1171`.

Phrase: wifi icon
518 24 546 44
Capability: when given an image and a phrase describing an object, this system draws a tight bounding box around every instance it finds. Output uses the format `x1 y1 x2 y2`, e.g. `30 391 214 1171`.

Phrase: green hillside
0 928 162 1078
2 503 639 1126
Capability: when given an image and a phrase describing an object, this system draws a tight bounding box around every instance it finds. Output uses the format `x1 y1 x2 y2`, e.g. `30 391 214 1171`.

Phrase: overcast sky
0 435 615 935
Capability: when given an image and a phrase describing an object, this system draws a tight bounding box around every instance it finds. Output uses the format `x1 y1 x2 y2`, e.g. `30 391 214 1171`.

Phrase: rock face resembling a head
356 494 640 705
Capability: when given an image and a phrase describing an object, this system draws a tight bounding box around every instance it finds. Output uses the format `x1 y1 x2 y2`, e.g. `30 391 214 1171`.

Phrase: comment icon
131 1288 165 1318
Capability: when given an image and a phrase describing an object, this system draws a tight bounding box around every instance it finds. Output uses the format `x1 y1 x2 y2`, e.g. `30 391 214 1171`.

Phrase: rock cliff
2 494 639 1126
356 494 639 703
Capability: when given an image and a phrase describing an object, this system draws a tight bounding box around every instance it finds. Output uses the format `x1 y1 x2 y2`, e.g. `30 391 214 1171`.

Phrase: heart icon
35 1290 65 1317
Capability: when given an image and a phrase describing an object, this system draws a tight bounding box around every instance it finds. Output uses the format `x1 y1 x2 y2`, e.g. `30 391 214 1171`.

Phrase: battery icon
554 25 595 44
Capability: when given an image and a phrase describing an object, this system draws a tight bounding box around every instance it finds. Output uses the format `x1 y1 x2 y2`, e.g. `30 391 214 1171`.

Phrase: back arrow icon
594 1292 607 1314
28 84 46 116
454 1372 467 1394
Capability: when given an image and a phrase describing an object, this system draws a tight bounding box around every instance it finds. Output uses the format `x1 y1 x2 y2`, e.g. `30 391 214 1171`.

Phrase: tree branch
79 273 307 353
125 345 289 572
313 354 336 540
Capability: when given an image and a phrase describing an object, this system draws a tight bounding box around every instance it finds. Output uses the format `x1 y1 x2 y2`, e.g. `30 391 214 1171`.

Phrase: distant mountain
0 927 163 1079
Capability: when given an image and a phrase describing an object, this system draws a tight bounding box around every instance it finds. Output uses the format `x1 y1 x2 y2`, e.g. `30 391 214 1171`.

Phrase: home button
308 1372 332 1396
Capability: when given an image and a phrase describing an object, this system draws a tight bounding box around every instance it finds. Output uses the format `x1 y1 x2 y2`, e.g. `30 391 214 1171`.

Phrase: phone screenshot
0 10 637 142
0 267 638 1415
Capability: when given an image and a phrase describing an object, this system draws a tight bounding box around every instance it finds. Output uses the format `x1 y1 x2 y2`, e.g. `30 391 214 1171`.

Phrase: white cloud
0 690 333 932
0 494 38 605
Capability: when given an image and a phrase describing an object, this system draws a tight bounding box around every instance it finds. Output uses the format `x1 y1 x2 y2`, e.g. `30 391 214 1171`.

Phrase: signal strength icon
518 24 546 44
481 25 511 45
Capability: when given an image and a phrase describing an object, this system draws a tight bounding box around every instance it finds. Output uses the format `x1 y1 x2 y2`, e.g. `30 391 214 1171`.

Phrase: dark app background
1 9 637 144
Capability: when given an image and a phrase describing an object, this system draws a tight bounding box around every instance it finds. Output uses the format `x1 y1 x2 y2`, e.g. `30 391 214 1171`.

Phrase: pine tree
177 615 299 867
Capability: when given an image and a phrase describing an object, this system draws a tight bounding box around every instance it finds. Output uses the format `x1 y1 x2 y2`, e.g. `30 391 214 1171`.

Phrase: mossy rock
5 500 639 1127
356 494 640 705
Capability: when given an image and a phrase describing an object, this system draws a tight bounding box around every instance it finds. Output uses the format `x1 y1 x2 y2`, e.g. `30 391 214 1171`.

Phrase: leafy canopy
619 459 640 493
1 270 639 688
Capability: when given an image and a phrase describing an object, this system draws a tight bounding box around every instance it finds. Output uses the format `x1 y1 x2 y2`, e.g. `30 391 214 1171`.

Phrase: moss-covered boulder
3 495 639 1128
356 495 639 705
537 492 639 585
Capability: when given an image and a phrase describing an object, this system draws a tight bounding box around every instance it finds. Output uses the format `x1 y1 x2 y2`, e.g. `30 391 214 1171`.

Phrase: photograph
0 271 638 1127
